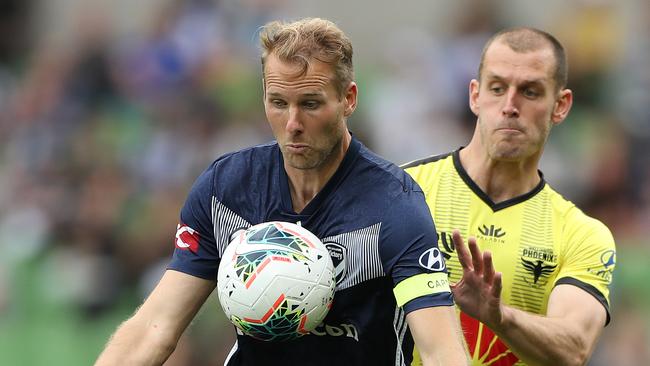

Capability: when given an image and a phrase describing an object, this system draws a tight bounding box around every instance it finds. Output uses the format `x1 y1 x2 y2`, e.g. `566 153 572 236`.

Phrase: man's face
469 40 572 162
264 54 356 170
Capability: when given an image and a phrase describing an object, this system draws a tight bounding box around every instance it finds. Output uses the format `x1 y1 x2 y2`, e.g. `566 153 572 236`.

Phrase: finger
483 250 495 284
452 230 472 271
468 237 483 275
492 272 503 300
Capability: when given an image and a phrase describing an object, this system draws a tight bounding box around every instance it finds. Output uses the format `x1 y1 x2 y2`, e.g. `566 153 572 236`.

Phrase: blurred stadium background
0 0 648 364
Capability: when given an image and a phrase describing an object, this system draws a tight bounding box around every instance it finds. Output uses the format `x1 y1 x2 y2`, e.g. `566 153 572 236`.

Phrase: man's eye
272 100 287 108
303 101 320 109
523 88 539 98
490 86 504 94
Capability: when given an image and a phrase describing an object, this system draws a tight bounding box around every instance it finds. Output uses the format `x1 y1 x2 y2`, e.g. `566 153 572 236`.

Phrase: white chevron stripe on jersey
224 340 238 366
322 223 383 291
393 306 407 366
212 198 250 256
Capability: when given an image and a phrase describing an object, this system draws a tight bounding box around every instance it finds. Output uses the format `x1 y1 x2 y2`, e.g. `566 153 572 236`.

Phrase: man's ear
551 88 573 126
469 79 480 116
344 82 358 117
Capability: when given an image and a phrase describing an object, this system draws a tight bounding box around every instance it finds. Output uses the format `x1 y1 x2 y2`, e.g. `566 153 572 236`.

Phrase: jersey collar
452 148 546 211
278 136 361 217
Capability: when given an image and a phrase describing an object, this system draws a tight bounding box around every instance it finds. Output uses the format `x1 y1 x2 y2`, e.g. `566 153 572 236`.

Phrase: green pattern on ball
233 224 313 283
247 223 312 254
234 249 309 283
231 297 306 341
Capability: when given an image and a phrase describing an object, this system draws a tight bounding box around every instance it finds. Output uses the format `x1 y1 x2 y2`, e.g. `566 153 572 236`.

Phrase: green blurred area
0 253 231 365
0 253 130 365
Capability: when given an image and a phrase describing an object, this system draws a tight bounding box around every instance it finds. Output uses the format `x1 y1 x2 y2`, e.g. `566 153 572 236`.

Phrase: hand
450 230 504 329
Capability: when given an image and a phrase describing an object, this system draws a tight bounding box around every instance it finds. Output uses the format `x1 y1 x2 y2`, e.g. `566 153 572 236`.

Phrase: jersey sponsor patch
587 249 616 282
418 247 446 271
175 223 200 253
310 322 359 341
477 224 507 244
393 272 450 307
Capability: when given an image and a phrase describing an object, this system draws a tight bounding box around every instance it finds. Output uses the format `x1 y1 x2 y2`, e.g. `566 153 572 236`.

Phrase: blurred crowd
0 0 648 365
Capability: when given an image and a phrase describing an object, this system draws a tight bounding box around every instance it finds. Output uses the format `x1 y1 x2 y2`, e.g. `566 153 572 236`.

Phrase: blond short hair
259 18 354 97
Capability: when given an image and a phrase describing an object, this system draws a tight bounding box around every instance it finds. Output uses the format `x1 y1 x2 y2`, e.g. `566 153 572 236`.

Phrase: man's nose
502 89 520 118
286 105 303 133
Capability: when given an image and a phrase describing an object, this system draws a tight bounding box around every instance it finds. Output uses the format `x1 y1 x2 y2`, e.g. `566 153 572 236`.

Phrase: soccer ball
217 221 336 341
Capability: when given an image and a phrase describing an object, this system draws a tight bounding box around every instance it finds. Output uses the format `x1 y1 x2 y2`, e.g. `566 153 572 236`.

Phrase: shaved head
478 27 568 90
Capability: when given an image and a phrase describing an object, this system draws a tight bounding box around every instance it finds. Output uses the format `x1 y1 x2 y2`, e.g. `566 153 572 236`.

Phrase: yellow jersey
403 150 616 366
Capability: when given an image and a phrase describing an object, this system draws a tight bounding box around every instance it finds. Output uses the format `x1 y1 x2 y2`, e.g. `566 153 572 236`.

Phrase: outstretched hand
450 230 504 329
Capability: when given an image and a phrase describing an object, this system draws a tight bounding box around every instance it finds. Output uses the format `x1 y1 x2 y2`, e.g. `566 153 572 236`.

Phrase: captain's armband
393 272 450 307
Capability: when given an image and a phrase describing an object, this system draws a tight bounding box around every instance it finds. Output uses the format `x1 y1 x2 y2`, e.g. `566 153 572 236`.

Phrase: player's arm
406 305 469 366
451 230 607 366
95 270 216 366
492 284 606 366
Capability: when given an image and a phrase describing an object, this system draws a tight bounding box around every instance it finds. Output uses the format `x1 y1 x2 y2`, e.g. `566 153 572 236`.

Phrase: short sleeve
555 209 616 324
380 189 454 314
167 164 220 280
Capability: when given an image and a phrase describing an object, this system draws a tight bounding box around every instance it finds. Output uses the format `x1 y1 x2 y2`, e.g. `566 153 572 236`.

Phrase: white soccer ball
217 221 336 341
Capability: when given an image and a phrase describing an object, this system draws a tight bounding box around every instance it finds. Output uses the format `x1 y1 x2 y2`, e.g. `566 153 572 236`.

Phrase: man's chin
284 156 319 170
490 145 528 162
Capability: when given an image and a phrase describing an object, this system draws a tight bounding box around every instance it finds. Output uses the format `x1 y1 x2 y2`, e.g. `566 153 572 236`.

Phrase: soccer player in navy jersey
95 18 468 366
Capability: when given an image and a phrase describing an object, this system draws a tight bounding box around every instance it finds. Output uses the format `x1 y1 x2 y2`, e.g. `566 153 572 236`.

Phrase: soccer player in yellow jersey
405 27 616 366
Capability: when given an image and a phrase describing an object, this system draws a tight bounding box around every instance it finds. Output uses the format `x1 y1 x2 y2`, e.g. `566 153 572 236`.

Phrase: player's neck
287 174 326 213
460 142 542 204
285 134 350 213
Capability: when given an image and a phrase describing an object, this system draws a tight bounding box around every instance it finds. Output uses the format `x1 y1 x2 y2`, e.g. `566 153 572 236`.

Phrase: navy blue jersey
168 137 452 366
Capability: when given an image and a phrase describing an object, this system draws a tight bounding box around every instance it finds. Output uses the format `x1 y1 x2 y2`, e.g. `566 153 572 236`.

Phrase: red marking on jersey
461 312 519 366
175 223 200 254
244 294 285 324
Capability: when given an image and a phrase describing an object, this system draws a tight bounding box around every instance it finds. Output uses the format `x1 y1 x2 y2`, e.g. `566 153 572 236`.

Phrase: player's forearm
408 306 470 366
434 340 470 366
435 320 470 366
491 305 592 366
95 317 177 366
419 337 469 366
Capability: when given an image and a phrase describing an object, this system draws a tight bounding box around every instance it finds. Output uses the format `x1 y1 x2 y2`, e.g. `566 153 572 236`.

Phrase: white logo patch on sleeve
418 248 446 271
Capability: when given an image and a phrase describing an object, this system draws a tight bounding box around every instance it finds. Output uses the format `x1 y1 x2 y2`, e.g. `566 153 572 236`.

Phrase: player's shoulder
190 142 278 195
544 184 614 242
206 141 277 175
211 141 277 168
544 184 590 222
356 142 424 195
400 150 457 185
355 144 438 242
401 151 454 170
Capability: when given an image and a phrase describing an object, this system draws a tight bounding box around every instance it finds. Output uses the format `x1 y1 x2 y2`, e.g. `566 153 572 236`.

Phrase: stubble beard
483 123 551 163
283 132 343 171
